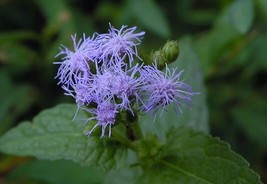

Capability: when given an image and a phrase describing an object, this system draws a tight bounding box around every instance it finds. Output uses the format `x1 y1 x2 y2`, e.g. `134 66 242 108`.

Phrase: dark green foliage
0 105 261 183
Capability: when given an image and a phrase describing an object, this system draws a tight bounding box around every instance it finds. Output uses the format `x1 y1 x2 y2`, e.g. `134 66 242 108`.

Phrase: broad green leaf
0 104 127 171
104 167 141 184
229 0 254 34
127 0 171 38
138 127 262 184
104 151 142 184
139 38 209 141
8 160 104 184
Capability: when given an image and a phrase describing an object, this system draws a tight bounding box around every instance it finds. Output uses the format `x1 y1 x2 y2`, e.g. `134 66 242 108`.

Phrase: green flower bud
150 50 167 70
162 40 180 63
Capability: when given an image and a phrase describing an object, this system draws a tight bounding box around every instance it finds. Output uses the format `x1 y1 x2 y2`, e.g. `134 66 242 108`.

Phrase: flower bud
150 50 167 70
162 40 180 63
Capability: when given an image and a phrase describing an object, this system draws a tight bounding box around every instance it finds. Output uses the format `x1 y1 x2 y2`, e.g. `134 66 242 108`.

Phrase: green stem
112 128 138 152
132 120 143 140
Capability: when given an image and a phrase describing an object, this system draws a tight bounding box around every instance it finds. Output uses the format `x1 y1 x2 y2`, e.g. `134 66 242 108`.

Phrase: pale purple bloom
90 64 142 113
139 63 195 116
95 23 145 66
62 75 93 107
85 101 118 137
54 34 97 87
54 24 198 138
90 67 115 101
109 64 142 113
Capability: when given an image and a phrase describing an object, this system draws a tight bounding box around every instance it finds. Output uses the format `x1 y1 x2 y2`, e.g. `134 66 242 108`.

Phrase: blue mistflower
85 101 118 137
139 63 195 116
90 64 142 113
54 34 97 87
54 23 197 138
109 64 142 113
62 75 93 107
90 66 116 101
95 23 145 66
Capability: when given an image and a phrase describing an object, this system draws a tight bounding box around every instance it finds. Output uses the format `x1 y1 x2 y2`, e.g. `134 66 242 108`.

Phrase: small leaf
230 0 254 34
138 127 262 183
127 0 171 38
0 104 127 171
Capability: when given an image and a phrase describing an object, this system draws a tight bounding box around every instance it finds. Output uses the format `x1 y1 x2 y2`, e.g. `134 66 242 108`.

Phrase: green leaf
137 127 262 184
257 0 267 21
127 0 171 38
194 0 249 76
8 160 105 184
0 104 127 171
233 33 267 77
0 31 38 44
103 151 142 184
0 43 37 74
0 71 36 135
231 95 267 147
230 0 254 34
139 38 209 140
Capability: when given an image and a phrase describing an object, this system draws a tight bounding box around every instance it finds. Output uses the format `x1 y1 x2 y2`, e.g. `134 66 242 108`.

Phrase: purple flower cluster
55 24 196 137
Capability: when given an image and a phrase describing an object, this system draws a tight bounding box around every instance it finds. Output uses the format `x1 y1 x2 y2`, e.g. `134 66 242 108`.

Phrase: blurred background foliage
0 0 266 183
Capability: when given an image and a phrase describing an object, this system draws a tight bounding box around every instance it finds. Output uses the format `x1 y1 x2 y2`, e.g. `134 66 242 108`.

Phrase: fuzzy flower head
110 64 142 112
90 67 115 102
96 23 145 66
139 63 195 116
85 101 118 137
54 23 199 138
62 75 93 107
89 64 142 113
54 34 97 87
